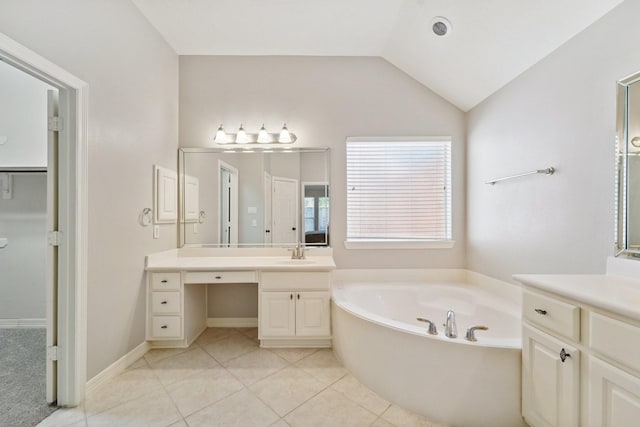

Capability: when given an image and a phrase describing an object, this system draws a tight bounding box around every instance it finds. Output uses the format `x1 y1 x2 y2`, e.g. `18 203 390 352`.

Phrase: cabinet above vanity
145 247 335 349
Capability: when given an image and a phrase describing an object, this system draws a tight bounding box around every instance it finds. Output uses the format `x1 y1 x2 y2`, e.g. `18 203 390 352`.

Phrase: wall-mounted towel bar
0 167 47 174
485 167 555 185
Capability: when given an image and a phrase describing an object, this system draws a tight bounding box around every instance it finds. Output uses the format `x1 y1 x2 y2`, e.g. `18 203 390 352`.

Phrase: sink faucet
290 242 306 260
444 310 457 338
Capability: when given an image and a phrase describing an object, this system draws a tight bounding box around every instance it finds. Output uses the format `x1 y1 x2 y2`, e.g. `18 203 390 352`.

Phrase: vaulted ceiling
132 0 623 111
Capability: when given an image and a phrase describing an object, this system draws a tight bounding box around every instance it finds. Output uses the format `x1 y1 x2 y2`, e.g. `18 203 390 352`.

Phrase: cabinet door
260 292 295 337
295 292 330 337
522 324 580 427
589 356 640 427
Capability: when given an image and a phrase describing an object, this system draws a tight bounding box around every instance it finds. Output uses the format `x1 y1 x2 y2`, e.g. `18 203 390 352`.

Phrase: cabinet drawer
151 272 181 291
523 290 580 341
151 292 181 314
590 312 640 373
150 316 181 339
184 270 257 284
261 271 330 290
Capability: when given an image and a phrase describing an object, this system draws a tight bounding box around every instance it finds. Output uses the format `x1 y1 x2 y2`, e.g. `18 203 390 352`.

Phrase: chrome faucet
465 325 489 342
290 242 306 260
444 310 457 338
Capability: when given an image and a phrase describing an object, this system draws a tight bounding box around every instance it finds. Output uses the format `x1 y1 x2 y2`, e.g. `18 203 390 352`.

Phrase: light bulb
214 124 227 144
278 123 292 143
236 124 248 144
257 124 270 143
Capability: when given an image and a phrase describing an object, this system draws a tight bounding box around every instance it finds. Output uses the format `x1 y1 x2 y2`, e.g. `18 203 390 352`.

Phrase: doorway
0 32 88 407
218 160 238 246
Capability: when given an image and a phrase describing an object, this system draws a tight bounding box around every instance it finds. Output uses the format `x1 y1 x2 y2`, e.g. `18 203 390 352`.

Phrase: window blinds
346 138 452 241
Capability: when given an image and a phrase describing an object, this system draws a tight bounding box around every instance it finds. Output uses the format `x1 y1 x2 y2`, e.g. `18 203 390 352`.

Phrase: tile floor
37 328 448 427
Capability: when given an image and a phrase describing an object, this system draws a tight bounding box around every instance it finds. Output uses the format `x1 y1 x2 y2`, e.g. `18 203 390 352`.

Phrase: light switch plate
153 225 160 239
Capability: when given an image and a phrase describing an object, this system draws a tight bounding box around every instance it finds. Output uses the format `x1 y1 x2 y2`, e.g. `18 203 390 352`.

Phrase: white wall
466 0 640 282
0 0 179 378
179 56 467 269
0 60 53 167
0 174 47 320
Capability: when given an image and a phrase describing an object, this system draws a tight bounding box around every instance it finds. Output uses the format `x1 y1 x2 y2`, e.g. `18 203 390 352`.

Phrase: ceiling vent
431 17 452 37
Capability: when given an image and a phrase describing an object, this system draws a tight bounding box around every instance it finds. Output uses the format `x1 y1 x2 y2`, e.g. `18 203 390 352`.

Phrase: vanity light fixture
278 123 292 143
257 124 270 143
214 125 228 144
213 123 297 145
235 124 248 144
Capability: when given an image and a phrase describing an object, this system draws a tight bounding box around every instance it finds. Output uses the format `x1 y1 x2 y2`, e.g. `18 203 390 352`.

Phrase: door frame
0 32 88 406
217 160 238 246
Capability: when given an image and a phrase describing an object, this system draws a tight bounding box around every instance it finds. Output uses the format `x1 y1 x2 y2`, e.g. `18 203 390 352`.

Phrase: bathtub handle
534 308 548 315
416 318 438 335
465 326 489 342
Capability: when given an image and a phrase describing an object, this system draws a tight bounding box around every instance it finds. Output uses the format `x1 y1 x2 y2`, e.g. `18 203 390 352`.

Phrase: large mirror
178 147 330 247
616 71 640 256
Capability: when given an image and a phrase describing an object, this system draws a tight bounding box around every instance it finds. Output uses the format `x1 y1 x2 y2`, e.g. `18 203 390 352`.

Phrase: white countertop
513 273 640 322
145 247 336 272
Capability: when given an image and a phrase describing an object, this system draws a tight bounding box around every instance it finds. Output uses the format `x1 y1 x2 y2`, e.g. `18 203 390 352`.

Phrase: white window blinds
346 138 452 242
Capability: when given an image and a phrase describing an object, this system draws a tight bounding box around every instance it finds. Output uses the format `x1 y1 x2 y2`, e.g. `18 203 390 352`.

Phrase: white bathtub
331 269 526 427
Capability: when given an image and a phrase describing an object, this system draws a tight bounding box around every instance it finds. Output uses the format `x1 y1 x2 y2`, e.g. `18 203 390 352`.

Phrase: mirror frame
178 146 331 248
616 70 640 257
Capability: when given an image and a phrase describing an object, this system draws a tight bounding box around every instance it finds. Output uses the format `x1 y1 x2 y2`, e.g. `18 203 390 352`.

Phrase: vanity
515 257 640 427
145 248 336 348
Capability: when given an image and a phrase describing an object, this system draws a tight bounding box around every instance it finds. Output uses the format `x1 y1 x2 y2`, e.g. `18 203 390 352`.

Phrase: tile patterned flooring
37 328 448 427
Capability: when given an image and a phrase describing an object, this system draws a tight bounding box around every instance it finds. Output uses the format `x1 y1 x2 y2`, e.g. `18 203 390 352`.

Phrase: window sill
343 240 456 250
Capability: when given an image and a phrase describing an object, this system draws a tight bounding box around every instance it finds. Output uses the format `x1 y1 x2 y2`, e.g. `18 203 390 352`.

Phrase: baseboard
207 317 258 328
0 318 46 328
85 340 151 395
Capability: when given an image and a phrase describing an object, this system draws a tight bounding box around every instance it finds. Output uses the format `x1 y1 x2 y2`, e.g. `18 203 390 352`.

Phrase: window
345 137 453 249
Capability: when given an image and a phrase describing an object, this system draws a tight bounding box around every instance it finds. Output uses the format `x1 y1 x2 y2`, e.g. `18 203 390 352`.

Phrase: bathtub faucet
445 310 457 338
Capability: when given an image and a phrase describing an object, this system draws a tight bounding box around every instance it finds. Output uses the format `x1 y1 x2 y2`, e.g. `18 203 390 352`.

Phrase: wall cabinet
259 271 331 347
519 284 640 427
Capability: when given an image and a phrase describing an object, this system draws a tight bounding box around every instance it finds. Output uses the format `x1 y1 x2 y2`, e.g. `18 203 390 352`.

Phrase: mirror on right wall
616 71 640 256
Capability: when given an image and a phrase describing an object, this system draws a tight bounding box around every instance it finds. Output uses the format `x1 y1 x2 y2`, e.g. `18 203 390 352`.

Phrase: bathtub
331 269 526 427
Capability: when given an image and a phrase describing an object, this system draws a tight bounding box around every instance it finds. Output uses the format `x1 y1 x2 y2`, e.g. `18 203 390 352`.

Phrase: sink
276 259 316 265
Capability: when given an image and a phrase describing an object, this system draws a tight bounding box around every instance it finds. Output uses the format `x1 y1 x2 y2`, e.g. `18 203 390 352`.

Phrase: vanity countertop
513 273 640 322
145 248 336 272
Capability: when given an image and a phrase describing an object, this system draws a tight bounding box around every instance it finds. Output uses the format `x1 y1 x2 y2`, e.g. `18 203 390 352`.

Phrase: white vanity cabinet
521 289 580 427
146 271 207 347
259 271 331 347
517 276 640 427
587 311 640 426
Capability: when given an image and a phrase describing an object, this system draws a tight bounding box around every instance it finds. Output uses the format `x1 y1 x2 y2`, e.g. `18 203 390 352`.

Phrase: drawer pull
534 308 547 315
290 293 293 300
560 348 571 363
215 276 222 279
161 325 168 329
161 280 168 283
161 301 168 305
297 293 300 300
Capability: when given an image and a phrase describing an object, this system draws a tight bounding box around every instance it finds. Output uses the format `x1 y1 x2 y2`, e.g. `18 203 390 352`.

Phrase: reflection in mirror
616 71 640 256
303 183 330 245
179 147 330 247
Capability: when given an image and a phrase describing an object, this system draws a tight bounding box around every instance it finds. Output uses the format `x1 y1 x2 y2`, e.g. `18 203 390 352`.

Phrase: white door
589 356 640 427
295 292 330 337
219 161 238 246
264 173 272 245
522 324 580 427
46 90 59 404
271 177 298 244
260 292 295 337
